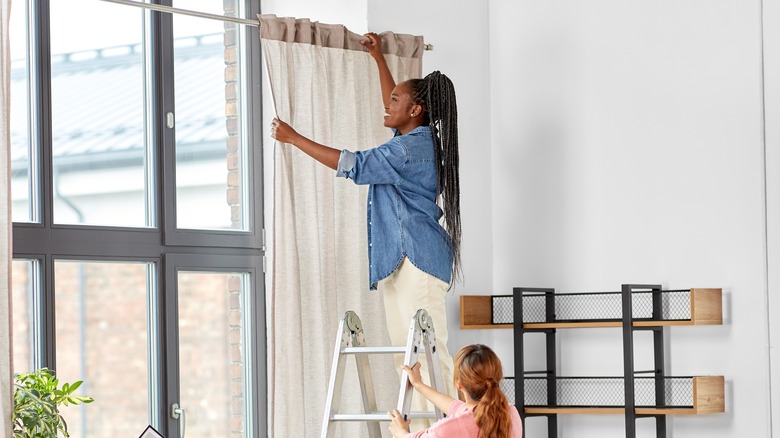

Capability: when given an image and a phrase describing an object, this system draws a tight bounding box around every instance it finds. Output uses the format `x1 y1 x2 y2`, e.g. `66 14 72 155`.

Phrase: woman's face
384 82 421 134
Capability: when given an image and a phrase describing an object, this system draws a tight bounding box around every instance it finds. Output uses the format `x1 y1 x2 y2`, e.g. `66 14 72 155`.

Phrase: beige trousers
379 257 456 431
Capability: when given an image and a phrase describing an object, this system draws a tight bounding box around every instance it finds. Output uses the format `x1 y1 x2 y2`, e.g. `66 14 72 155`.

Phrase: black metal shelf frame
513 284 670 438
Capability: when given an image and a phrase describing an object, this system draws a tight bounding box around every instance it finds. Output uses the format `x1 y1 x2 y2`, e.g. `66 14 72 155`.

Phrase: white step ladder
321 309 447 438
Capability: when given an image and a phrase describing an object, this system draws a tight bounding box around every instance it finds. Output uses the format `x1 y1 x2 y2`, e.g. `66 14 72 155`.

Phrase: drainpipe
54 172 88 436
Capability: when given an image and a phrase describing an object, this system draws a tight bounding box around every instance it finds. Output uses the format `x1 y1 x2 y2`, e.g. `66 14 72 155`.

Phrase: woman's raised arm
361 32 396 108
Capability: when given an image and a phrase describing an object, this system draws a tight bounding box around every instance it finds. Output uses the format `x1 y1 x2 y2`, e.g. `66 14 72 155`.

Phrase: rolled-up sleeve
338 141 407 185
336 149 356 178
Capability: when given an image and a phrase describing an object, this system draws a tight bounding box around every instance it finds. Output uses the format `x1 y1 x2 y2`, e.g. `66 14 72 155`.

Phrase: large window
10 1 265 437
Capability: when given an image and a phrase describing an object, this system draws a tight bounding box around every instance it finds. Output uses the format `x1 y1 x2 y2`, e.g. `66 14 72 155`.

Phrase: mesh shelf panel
504 377 694 408
492 290 692 325
500 377 516 403
492 296 514 324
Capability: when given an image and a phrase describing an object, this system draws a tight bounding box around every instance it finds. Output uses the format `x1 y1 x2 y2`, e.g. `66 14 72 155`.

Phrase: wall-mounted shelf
462 285 726 438
500 375 724 416
460 288 722 330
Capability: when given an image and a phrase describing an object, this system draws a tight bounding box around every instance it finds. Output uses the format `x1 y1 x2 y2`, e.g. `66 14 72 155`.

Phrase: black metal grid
491 289 692 325
500 377 694 409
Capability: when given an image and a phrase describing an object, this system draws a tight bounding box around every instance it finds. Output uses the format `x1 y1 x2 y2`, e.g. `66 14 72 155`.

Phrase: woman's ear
410 104 423 118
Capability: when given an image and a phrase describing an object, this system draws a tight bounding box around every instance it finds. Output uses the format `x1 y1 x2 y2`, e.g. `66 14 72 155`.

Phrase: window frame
11 0 266 436
163 253 266 437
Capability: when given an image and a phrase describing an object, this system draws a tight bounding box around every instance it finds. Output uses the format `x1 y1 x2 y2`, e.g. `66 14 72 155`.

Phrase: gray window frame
11 0 266 436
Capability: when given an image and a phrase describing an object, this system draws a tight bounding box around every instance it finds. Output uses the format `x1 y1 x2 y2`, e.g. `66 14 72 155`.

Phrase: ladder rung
402 412 440 420
342 346 407 354
332 411 439 421
331 413 391 422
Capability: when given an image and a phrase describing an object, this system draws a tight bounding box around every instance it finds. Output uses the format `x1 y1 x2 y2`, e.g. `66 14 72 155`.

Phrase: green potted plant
13 368 94 438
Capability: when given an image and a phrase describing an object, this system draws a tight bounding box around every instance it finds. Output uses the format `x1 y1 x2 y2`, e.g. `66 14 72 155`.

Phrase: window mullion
29 0 53 228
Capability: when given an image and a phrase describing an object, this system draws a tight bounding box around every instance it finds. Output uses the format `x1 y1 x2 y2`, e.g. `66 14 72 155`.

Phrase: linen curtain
258 14 424 438
1 0 13 435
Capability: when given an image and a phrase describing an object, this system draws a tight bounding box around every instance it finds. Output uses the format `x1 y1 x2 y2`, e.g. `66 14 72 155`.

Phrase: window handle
171 403 186 438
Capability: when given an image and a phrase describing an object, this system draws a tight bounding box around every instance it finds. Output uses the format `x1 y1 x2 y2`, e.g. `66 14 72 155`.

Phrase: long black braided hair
407 71 462 284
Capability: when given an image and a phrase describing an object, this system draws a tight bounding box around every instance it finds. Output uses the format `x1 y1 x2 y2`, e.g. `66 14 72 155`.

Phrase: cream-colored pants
379 257 456 431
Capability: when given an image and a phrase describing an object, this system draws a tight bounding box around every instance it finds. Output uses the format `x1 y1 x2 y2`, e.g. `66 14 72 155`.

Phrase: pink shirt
407 400 523 438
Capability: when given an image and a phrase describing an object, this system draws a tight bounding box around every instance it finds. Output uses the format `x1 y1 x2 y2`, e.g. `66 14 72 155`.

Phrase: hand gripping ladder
321 309 447 438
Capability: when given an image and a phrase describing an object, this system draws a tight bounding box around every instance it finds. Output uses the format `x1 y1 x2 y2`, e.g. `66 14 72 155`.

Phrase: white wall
262 0 778 436
260 0 368 34
490 1 770 437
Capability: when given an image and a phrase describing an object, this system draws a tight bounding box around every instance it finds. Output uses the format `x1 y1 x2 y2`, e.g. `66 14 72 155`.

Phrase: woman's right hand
387 409 411 437
270 117 299 145
361 32 383 60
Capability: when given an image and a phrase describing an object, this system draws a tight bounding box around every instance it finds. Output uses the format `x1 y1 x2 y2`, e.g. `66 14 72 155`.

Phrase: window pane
10 0 33 222
12 260 37 373
173 1 239 18
50 1 151 227
178 272 251 436
173 13 249 230
55 261 152 437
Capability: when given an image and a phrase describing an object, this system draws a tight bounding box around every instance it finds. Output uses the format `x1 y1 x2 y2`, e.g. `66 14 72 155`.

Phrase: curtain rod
97 0 434 51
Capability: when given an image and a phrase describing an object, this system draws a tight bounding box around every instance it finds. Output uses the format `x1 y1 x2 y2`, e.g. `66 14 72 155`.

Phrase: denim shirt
336 126 453 290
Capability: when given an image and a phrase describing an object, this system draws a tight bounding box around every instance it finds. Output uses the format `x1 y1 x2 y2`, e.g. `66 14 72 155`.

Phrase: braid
410 72 462 284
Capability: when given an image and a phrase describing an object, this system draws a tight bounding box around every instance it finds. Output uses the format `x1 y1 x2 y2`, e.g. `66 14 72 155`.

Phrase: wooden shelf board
525 407 626 415
524 407 708 416
463 324 513 330
526 320 696 329
460 295 496 329
461 321 699 330
693 376 725 414
691 288 723 325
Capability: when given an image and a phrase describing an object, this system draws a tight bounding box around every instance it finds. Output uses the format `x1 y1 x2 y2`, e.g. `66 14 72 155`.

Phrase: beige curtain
1 0 12 435
258 14 424 438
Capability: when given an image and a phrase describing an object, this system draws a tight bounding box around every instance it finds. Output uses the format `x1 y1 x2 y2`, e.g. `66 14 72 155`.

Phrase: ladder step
332 411 439 422
342 346 407 354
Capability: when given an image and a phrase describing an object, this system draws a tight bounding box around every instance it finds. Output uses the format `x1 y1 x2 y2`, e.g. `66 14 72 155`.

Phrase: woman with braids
270 32 461 428
388 344 523 438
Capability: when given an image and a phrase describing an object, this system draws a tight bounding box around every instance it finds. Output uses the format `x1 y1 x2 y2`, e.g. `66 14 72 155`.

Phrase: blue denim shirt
337 126 453 290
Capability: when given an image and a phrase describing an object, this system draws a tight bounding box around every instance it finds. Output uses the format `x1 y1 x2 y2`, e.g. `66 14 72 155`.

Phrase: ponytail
473 380 513 438
408 71 462 285
454 345 514 438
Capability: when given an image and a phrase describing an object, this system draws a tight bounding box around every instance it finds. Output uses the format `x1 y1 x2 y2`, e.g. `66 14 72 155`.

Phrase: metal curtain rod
97 0 434 50
100 0 259 26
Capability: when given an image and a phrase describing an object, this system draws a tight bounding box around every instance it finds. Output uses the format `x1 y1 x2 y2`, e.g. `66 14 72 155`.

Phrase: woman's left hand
361 32 383 59
402 362 424 389
388 409 411 437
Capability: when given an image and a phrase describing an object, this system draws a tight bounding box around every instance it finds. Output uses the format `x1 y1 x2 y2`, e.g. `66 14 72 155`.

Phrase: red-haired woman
388 344 522 438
